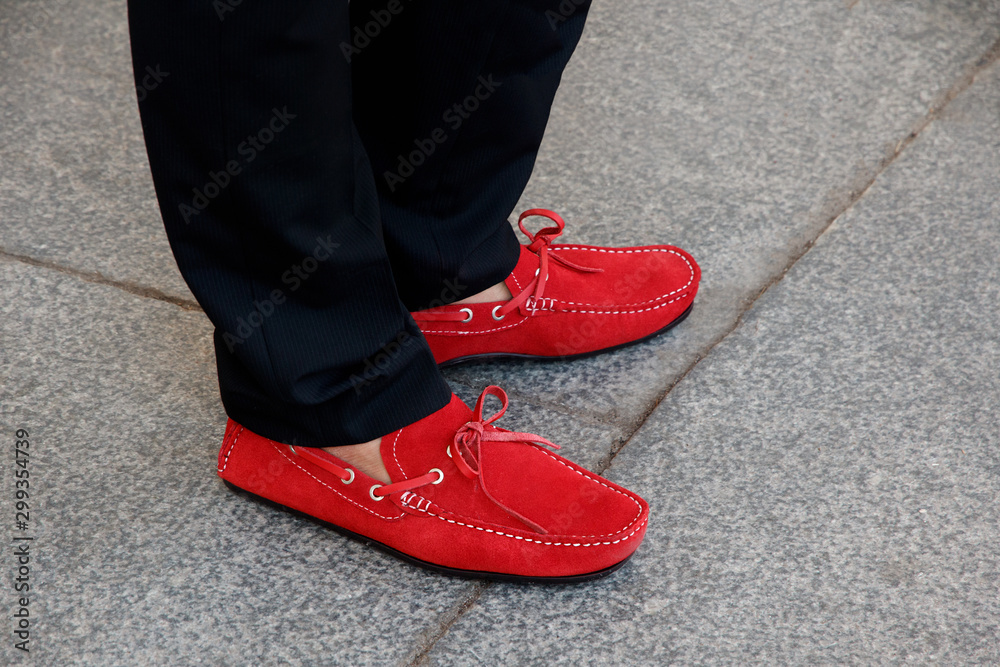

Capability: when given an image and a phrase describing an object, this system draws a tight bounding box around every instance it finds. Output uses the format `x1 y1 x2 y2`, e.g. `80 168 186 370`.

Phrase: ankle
454 281 512 305
324 437 390 483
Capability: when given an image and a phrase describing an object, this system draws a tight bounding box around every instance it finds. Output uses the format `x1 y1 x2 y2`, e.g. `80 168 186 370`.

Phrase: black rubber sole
437 302 695 368
222 480 631 584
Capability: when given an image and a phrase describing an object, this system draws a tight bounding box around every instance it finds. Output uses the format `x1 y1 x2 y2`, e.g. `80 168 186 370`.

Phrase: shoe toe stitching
397 446 646 543
531 447 646 537
404 503 648 548
547 246 697 309
548 291 693 316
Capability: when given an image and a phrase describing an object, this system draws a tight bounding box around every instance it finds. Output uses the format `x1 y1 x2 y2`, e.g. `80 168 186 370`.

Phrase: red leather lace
447 385 561 533
413 209 602 322
290 386 562 533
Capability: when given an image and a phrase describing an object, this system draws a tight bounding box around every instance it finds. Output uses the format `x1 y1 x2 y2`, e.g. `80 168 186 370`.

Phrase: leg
130 0 654 581
127 0 451 447
348 0 701 367
350 0 594 309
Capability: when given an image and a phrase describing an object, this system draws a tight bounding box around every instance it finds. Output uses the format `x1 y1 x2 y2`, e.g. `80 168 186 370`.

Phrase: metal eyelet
341 468 355 485
369 484 385 501
429 468 444 485
459 307 473 323
492 305 506 321
534 268 540 277
445 446 453 458
289 445 297 454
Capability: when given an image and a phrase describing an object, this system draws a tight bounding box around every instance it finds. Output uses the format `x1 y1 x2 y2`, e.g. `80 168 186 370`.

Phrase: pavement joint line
401 582 489 667
448 372 620 426
0 245 202 311
482 381 617 428
593 32 1000 478
3 33 997 327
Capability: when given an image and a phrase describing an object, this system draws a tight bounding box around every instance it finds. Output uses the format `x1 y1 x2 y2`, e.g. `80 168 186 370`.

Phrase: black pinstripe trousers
128 0 592 446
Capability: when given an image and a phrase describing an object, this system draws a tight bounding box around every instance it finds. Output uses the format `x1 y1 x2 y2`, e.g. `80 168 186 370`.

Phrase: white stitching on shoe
518 446 644 537
273 444 404 521
418 315 530 336
397 492 633 539
421 246 695 332
396 445 645 540
555 245 686 256
404 505 648 548
401 491 433 512
549 291 691 315
526 296 557 312
546 246 696 308
389 428 405 478
218 426 244 474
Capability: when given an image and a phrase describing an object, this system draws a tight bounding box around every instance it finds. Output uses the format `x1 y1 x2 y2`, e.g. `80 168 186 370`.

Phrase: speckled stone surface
425 63 1000 665
452 0 1000 424
0 0 191 301
2 0 1000 664
3 0 1000 426
0 260 485 665
448 381 628 471
0 258 632 665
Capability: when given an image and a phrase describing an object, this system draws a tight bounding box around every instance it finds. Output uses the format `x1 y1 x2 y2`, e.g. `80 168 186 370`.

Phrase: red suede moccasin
412 209 700 366
218 386 649 582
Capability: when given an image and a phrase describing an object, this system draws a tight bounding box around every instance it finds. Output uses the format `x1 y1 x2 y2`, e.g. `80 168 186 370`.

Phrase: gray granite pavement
450 0 1000 429
1 0 999 664
0 260 481 665
429 53 1000 667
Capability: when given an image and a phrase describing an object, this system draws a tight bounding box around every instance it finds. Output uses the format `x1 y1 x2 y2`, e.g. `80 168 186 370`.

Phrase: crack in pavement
598 34 1000 477
401 583 489 667
397 35 1000 662
0 246 202 311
